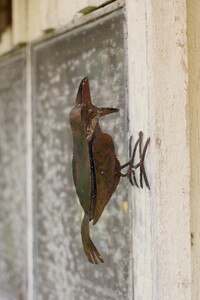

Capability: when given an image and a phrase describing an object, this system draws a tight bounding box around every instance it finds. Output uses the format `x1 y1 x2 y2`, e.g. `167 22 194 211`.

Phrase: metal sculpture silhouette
69 77 150 264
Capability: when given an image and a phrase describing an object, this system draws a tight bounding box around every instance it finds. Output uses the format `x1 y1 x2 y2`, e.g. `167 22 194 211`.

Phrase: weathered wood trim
187 1 200 299
0 0 123 55
125 0 191 299
26 45 34 300
30 0 123 45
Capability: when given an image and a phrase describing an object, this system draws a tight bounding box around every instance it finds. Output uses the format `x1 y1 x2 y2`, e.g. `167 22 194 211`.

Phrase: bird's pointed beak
99 107 119 117
76 77 91 104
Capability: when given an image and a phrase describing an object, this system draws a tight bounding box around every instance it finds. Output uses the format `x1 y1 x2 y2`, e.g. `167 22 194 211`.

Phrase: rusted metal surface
70 77 150 264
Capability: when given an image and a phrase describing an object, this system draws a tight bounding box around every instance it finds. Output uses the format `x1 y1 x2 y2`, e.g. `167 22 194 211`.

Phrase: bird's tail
81 214 104 264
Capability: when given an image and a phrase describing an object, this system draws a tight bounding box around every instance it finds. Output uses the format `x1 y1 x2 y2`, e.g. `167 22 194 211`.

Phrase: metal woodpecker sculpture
69 77 150 264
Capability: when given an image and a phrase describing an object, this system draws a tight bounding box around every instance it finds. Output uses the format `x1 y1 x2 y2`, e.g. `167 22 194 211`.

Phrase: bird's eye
88 109 93 115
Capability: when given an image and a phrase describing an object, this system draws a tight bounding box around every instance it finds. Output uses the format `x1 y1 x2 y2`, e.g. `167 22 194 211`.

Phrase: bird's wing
92 132 119 225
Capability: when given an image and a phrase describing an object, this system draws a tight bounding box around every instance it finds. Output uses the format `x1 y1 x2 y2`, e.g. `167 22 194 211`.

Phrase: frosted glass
33 10 129 300
0 53 27 299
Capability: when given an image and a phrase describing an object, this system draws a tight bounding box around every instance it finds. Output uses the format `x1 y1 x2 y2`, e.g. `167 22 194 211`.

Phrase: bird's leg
119 131 150 189
127 136 138 186
139 132 143 188
119 134 142 189
140 136 150 189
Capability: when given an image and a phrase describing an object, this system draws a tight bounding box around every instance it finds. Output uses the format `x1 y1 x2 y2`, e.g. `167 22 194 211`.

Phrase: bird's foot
83 239 104 264
120 131 150 189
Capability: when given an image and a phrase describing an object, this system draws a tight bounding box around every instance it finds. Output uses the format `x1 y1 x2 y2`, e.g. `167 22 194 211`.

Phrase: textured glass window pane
0 53 27 299
33 10 128 300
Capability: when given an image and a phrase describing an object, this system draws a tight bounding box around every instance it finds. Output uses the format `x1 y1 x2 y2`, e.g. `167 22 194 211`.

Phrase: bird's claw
120 131 150 189
84 240 104 264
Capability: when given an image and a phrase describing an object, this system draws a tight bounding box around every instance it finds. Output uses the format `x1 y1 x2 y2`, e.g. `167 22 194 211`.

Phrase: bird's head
76 77 119 140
